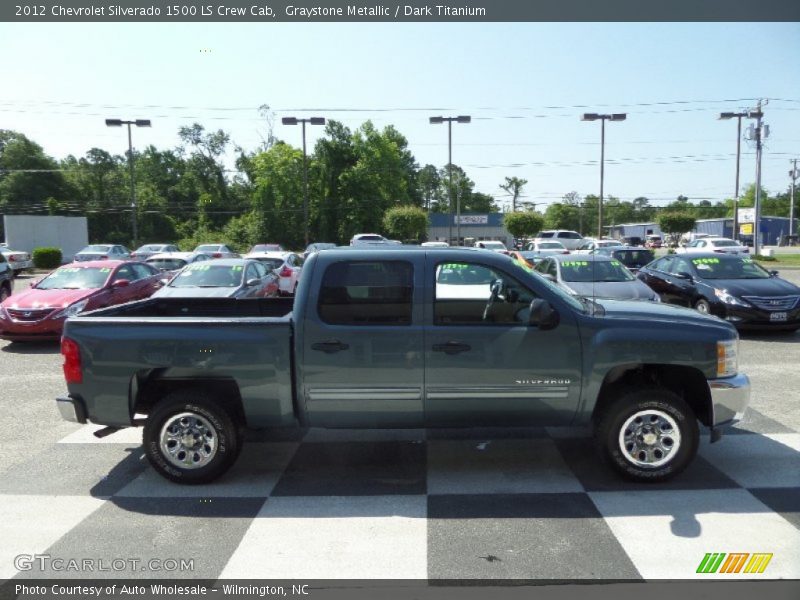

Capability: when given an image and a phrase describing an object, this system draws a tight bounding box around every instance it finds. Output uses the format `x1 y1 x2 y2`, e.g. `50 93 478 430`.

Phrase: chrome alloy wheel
159 412 218 469
618 409 682 468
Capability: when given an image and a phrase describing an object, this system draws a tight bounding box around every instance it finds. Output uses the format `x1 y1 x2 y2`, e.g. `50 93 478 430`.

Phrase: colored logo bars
696 552 773 574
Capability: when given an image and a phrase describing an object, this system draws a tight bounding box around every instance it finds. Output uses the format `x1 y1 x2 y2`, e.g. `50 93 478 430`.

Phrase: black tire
143 391 242 484
595 387 699 483
694 298 711 314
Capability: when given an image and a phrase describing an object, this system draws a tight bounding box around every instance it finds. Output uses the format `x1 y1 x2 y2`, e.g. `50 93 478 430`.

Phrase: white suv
534 230 585 250
350 233 390 245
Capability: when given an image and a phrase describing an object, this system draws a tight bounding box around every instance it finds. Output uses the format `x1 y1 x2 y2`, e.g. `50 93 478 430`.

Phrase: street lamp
430 115 471 245
790 159 799 240
719 111 748 241
105 118 151 248
282 116 326 246
581 113 626 239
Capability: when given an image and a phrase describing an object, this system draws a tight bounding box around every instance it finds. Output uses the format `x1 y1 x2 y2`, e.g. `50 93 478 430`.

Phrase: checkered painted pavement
1 412 799 582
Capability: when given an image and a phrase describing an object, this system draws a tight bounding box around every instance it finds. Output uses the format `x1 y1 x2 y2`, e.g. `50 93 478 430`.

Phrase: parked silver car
192 244 240 259
534 254 660 302
0 243 33 276
74 244 131 262
153 259 279 299
131 243 180 261
145 252 212 273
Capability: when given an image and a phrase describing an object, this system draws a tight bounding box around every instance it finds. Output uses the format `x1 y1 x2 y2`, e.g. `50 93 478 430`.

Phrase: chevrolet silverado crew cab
56 248 750 484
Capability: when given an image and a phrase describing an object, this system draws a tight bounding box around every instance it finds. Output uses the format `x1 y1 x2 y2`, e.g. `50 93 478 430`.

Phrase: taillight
213 253 222 258
279 266 293 277
100 255 108 259
61 337 83 384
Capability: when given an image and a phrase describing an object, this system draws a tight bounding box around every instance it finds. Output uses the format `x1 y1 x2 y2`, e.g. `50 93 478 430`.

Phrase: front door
424 258 583 426
299 258 425 427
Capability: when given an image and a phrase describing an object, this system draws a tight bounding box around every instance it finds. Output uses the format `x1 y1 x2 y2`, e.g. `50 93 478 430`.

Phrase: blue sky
2 22 799 210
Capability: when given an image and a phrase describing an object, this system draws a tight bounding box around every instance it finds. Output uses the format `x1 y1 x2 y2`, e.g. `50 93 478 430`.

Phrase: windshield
147 258 187 271
250 244 281 252
691 256 771 279
481 241 506 249
195 245 220 252
599 240 624 247
170 264 244 288
355 235 386 242
138 245 165 252
82 245 111 252
712 240 739 247
560 259 635 282
36 266 111 290
612 249 654 267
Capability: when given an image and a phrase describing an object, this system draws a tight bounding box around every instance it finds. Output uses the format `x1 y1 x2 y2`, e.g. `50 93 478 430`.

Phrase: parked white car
421 241 450 248
474 240 509 254
244 251 304 296
192 244 240 259
350 233 390 245
677 237 749 255
130 243 180 261
573 239 624 254
532 230 585 250
0 243 33 276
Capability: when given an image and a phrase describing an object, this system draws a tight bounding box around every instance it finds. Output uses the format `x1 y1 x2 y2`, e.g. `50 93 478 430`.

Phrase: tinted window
131 263 155 279
538 232 554 238
612 249 654 268
559 259 634 282
112 264 136 282
253 262 267 278
148 258 187 271
171 264 243 288
691 256 771 280
318 261 413 326
558 232 582 239
434 262 538 325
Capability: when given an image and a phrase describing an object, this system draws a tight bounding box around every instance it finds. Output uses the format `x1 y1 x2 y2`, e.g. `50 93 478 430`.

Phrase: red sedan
0 260 163 342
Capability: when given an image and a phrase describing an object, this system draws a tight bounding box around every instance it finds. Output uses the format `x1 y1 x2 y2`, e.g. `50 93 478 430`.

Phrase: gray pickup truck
56 248 750 484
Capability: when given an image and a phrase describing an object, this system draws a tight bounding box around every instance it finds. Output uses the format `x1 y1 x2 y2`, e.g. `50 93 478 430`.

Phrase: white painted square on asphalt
427 438 583 495
590 489 800 579
220 495 427 579
699 433 800 488
0 494 107 579
115 442 299 497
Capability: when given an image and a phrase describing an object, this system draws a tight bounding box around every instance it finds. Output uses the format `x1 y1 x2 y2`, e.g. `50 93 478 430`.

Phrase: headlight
52 299 88 319
717 338 738 378
714 289 750 307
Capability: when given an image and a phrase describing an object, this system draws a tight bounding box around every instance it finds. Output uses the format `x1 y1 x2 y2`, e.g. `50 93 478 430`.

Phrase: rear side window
318 261 413 326
538 232 554 238
557 231 582 239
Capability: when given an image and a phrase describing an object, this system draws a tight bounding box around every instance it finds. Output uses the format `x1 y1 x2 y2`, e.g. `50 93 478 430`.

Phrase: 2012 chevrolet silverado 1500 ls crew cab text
56 248 750 484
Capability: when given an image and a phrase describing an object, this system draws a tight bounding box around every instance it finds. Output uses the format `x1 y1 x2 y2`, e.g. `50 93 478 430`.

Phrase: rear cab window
318 261 413 325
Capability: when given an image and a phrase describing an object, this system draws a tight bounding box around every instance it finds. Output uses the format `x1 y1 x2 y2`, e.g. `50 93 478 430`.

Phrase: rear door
299 257 425 427
423 257 583 426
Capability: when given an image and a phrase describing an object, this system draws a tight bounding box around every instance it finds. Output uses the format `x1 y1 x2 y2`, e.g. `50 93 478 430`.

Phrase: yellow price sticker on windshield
562 261 589 267
692 258 720 265
232 266 243 271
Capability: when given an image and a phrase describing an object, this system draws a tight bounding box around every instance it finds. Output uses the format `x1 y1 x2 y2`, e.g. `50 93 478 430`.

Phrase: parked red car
0 260 163 342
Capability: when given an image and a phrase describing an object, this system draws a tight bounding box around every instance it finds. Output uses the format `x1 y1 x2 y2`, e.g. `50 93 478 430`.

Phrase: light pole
282 116 325 246
719 111 748 241
790 159 799 240
748 102 767 256
581 113 626 239
105 118 151 248
430 115 471 245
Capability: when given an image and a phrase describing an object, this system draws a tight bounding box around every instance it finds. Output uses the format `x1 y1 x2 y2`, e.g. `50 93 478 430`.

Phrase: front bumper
709 372 750 428
56 395 88 424
716 303 800 331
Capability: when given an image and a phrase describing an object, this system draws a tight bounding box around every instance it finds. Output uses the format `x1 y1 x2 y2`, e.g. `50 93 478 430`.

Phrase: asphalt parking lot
0 270 798 581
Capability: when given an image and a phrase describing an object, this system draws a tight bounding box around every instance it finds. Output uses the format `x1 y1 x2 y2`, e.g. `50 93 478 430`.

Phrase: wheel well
592 364 712 427
133 373 246 427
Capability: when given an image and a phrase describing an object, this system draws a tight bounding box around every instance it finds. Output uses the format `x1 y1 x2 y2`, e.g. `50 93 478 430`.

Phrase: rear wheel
595 387 699 482
143 391 241 484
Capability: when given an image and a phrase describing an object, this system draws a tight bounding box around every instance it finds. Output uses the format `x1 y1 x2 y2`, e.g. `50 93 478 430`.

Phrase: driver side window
434 262 538 325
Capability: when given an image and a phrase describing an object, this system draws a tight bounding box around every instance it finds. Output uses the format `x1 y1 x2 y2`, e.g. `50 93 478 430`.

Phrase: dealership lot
0 272 798 580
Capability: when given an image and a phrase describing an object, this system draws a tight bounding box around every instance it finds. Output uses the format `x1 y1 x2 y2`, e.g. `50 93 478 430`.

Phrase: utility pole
719 111 747 241
751 101 765 256
281 116 326 247
429 116 470 245
790 159 799 240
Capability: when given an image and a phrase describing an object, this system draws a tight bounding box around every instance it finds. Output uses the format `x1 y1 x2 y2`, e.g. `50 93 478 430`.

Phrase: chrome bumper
709 373 750 428
56 396 87 424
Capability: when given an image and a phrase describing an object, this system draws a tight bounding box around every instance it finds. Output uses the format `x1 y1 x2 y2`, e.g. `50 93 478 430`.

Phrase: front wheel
143 391 241 484
595 388 699 482
694 298 711 314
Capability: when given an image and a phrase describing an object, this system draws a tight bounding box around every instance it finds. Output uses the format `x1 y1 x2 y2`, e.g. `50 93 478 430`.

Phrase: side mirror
529 298 560 330
30 279 41 288
245 278 260 287
111 279 130 289
769 270 779 277
540 273 556 283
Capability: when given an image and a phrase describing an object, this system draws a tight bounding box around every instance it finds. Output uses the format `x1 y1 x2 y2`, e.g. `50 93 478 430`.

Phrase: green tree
417 164 442 211
383 206 428 241
657 212 696 243
544 203 580 231
504 211 544 239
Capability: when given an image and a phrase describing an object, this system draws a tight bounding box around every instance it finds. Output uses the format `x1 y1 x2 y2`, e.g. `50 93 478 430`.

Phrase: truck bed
82 296 295 318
